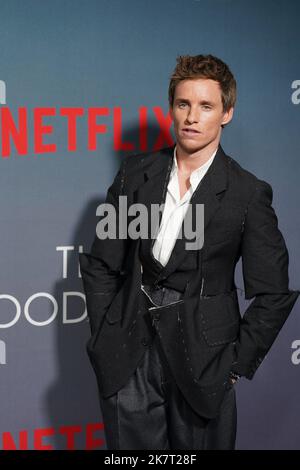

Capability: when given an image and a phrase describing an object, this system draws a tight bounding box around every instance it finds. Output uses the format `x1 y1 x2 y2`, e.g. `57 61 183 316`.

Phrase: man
79 54 299 450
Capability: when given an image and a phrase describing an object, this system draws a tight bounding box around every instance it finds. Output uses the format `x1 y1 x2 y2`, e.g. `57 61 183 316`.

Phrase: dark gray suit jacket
79 143 299 419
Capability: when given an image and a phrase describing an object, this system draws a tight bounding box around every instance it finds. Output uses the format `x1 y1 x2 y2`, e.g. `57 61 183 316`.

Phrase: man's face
169 78 234 153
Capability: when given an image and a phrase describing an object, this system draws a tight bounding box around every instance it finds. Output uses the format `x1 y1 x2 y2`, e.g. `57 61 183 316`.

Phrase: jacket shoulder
226 152 273 200
120 146 173 190
123 146 172 171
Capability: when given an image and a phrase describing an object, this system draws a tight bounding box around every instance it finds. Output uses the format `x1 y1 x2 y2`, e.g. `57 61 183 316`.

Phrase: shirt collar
171 145 217 190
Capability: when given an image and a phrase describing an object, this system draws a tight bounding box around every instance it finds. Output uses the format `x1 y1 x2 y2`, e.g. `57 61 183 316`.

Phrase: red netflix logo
2 423 105 450
0 106 174 157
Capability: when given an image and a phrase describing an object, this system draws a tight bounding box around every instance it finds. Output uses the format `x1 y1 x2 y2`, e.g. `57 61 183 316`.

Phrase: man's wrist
229 371 241 382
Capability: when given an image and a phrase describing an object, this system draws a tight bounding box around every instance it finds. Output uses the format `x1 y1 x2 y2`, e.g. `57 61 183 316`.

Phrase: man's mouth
181 128 200 134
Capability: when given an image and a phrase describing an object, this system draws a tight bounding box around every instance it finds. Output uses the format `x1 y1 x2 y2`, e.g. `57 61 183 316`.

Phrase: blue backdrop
0 0 299 449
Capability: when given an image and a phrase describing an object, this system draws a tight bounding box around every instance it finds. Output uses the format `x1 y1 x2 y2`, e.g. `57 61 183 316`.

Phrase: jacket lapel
162 144 229 277
137 146 174 263
137 143 229 277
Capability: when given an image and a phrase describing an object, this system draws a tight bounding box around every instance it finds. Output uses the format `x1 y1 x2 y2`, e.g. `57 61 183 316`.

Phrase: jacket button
141 337 149 346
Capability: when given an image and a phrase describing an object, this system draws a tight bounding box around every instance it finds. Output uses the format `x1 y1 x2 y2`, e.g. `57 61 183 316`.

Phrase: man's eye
202 105 211 110
178 103 187 108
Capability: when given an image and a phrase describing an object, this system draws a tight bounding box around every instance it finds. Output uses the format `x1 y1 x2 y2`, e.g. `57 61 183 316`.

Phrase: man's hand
229 371 241 385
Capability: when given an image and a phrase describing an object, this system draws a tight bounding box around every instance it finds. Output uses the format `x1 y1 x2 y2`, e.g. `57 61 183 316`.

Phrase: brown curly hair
168 54 236 112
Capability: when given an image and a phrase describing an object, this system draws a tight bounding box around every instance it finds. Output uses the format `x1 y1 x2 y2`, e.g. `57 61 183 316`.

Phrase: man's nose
186 107 200 123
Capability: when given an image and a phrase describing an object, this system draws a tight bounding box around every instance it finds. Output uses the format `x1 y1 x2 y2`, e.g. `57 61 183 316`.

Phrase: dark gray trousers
99 286 237 450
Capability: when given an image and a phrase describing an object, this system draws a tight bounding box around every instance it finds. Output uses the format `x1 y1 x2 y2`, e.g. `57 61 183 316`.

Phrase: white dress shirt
152 145 217 266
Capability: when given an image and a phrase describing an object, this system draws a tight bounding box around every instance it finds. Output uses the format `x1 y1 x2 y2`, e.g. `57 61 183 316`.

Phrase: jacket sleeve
231 180 299 379
79 158 129 335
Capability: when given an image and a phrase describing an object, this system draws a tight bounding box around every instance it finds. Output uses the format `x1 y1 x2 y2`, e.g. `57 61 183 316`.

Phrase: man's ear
221 106 234 126
169 105 174 121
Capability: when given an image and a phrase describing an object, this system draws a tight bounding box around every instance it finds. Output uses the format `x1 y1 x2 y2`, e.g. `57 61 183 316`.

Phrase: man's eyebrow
175 98 215 105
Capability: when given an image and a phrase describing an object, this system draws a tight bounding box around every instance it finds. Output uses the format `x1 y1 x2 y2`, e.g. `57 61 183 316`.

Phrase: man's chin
176 137 208 154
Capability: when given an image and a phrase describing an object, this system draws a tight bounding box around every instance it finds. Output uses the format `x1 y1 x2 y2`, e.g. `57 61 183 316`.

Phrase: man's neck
175 140 219 174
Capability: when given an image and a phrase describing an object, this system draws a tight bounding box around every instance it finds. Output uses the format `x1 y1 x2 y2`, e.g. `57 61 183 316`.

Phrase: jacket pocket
202 322 239 346
198 290 241 346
